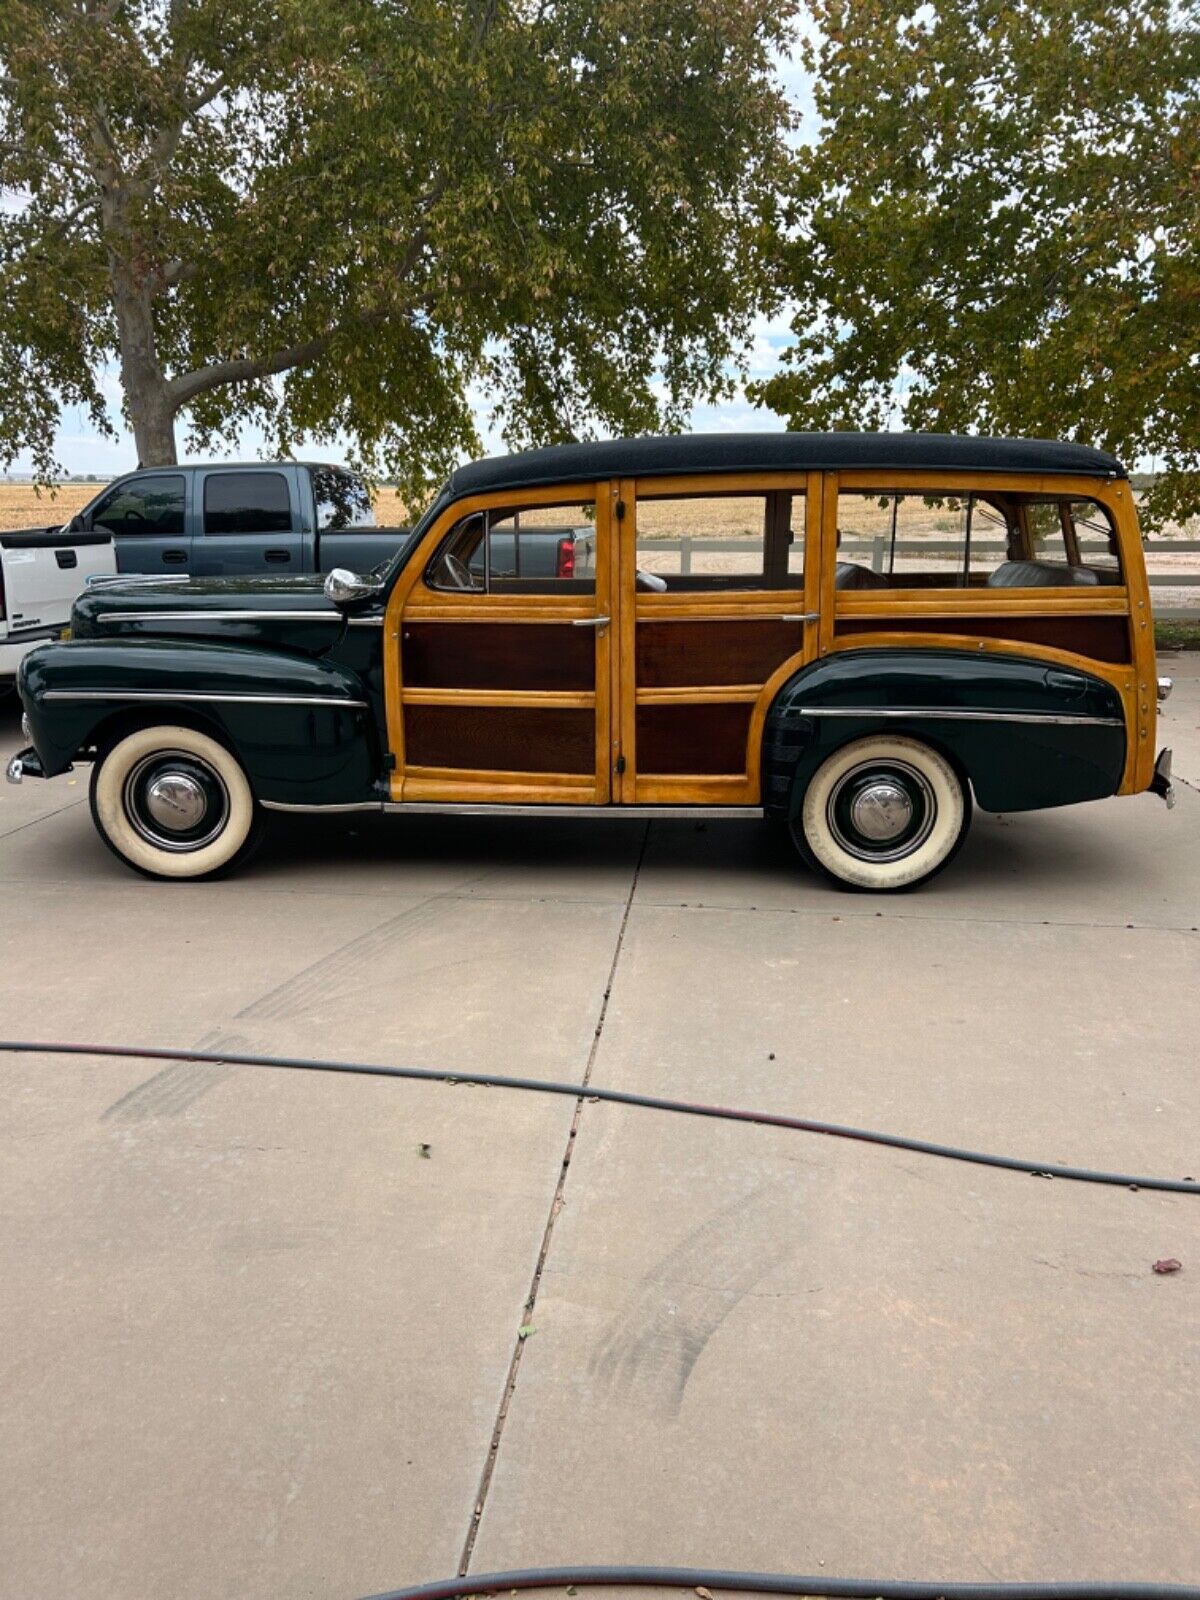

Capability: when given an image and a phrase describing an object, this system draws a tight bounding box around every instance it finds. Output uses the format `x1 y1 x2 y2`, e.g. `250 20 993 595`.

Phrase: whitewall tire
792 734 970 891
89 724 261 880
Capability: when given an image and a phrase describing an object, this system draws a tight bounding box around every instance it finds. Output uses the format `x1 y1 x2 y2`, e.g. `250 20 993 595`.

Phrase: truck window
312 468 375 529
203 472 292 536
91 475 185 537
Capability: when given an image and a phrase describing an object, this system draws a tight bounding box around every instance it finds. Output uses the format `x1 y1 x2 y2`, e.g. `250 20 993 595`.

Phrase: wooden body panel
381 465 1151 806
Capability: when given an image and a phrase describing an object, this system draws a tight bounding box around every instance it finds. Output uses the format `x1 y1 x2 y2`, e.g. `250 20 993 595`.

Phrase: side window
91 475 185 538
313 468 375 530
203 472 292 536
634 491 804 591
427 500 597 594
835 491 1122 589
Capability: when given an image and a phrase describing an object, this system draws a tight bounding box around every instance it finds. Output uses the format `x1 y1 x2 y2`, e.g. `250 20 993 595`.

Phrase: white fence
636 537 1200 617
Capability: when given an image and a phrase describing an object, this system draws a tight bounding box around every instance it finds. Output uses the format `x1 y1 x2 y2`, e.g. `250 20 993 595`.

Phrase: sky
6 47 817 481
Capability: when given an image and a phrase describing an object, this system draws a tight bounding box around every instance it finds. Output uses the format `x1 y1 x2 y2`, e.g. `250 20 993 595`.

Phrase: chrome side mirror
324 567 379 607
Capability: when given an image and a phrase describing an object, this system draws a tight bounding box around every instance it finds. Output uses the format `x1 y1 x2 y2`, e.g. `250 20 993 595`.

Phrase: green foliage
753 0 1200 529
0 0 795 503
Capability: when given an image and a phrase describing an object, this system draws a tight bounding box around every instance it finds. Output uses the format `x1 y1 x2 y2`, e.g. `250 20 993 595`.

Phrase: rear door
89 472 190 574
192 468 303 576
615 472 823 805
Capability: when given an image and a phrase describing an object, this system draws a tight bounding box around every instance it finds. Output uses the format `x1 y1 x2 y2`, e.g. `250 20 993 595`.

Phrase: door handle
571 615 610 627
162 549 187 564
55 549 78 569
265 548 292 563
782 612 820 623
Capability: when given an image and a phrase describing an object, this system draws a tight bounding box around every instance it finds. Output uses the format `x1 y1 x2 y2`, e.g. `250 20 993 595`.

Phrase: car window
834 491 1123 589
633 491 805 591
203 471 292 536
427 500 597 594
312 468 376 530
91 475 185 538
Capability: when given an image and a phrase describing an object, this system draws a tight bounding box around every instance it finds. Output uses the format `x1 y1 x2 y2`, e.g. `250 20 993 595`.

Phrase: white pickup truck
0 524 116 688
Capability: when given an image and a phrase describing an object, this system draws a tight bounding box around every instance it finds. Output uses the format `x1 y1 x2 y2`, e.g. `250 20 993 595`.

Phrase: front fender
18 638 381 806
762 648 1127 817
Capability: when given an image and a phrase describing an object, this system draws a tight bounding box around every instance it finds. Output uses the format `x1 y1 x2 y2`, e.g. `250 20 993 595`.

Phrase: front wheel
791 734 970 891
89 724 263 880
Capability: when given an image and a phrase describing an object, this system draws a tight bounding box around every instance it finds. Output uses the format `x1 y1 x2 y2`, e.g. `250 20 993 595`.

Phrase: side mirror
324 567 379 608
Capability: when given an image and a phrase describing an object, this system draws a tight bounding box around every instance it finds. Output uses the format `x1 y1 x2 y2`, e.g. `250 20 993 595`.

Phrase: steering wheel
443 552 478 591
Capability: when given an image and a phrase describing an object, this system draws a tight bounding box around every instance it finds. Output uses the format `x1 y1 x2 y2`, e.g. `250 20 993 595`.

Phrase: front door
387 482 615 804
614 472 824 805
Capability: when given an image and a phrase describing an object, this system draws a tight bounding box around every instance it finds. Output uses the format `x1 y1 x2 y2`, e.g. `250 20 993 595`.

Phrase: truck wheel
89 724 263 880
791 734 970 891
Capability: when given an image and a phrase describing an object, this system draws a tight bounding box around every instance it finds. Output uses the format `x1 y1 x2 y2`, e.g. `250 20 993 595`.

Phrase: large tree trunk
109 248 178 467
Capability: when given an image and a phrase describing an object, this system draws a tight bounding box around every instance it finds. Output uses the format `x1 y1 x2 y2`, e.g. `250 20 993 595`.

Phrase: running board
386 802 763 819
262 798 762 819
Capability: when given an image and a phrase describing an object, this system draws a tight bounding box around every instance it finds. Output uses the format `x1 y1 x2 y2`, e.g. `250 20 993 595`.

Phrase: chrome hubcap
145 772 208 832
124 750 230 853
848 780 913 842
827 759 937 863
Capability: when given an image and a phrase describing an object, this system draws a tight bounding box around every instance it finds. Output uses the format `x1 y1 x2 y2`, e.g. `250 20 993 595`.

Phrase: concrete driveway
1 661 1197 1600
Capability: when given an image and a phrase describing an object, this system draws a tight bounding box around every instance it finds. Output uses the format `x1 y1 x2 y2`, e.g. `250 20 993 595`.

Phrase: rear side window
834 491 1123 590
203 472 292 536
91 475 185 538
312 468 375 530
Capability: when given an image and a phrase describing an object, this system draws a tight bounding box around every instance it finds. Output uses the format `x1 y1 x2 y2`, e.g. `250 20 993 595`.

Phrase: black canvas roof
446 432 1125 500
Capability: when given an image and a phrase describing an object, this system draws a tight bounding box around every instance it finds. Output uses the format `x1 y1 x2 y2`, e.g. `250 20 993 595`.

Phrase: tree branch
167 312 386 409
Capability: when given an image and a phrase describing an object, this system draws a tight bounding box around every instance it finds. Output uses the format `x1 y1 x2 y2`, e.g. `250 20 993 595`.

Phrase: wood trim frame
383 478 614 802
622 470 818 804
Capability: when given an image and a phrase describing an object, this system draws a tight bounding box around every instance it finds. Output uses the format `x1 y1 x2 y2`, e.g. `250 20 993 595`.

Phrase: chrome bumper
6 746 46 784
1150 747 1175 810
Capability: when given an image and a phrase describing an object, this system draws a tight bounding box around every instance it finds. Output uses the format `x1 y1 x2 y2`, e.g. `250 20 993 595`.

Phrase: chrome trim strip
794 707 1125 726
94 609 347 623
383 802 763 818
41 690 368 708
261 799 383 813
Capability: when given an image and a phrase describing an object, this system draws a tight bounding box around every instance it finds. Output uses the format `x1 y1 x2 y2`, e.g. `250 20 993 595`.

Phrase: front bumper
5 746 48 784
1149 747 1175 810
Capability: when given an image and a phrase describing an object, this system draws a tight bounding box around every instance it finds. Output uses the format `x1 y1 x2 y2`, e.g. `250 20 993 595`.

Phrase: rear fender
17 638 380 806
762 648 1128 817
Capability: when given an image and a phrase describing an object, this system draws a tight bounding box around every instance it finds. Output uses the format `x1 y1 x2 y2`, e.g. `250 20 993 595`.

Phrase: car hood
71 572 370 647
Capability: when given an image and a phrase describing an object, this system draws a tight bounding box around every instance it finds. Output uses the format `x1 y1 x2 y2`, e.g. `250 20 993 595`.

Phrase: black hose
0 1039 1195 1196
357 1566 1200 1600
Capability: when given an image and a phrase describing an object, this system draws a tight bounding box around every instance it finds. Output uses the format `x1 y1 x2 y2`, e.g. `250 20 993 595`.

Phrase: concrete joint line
457 826 650 1577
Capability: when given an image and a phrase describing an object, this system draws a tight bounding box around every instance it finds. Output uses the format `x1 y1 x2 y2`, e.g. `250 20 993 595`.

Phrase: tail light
556 536 575 579
0 556 6 620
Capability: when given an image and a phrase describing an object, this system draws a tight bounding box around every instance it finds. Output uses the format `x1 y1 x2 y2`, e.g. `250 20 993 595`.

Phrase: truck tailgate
0 529 116 630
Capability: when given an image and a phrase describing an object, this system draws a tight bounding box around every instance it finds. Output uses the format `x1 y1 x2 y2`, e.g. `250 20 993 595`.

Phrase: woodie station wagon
7 433 1175 888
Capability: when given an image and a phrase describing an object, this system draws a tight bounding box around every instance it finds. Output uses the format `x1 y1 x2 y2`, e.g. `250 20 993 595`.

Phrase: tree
754 0 1200 527
0 0 795 499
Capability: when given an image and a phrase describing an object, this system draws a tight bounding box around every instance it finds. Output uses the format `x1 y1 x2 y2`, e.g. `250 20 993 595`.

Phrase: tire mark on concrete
101 884 481 1122
587 1178 807 1417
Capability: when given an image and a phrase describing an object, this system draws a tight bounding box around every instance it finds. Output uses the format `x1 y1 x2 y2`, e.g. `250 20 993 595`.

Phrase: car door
384 482 615 805
88 473 191 574
615 471 824 805
192 468 303 576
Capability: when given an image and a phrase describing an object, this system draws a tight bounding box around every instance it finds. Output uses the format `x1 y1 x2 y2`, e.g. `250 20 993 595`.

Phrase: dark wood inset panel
403 622 595 690
636 703 753 775
404 705 594 773
636 619 803 687
834 614 1131 665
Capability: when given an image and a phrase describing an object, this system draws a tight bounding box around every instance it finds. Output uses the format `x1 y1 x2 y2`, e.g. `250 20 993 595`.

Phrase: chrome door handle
781 612 820 623
572 615 611 627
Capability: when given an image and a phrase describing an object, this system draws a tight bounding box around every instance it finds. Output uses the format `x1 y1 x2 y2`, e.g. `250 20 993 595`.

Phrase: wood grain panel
636 618 804 687
834 613 1131 664
402 621 595 689
403 705 595 773
635 703 753 775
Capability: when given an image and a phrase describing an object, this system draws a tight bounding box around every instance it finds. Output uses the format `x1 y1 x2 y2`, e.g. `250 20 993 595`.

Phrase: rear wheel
89 724 263 880
791 734 970 891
